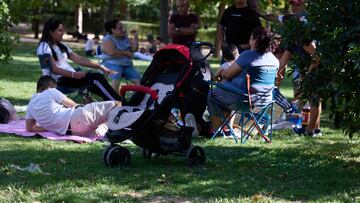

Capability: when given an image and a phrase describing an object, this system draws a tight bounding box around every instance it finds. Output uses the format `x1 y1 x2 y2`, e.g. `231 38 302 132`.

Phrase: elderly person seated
208 27 279 135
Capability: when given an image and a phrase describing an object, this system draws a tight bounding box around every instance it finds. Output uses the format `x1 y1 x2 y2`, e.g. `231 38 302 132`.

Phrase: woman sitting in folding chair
37 18 122 101
208 27 279 141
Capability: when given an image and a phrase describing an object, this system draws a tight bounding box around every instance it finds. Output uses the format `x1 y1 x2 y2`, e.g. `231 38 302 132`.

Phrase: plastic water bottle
171 108 180 120
301 102 311 129
171 108 183 125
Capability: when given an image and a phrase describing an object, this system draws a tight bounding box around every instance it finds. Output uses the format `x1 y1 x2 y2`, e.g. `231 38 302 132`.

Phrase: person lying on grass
26 76 122 136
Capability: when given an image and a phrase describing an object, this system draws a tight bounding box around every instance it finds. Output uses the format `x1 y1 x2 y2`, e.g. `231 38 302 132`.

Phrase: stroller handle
188 41 215 62
120 85 159 102
190 41 215 53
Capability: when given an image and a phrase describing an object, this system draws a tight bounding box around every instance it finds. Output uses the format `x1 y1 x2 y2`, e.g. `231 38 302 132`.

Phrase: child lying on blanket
26 76 122 136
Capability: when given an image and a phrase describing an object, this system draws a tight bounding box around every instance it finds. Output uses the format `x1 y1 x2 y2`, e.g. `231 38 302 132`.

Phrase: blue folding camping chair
209 73 275 144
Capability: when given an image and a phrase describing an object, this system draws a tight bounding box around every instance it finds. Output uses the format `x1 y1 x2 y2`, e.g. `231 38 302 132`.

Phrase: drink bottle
302 102 311 129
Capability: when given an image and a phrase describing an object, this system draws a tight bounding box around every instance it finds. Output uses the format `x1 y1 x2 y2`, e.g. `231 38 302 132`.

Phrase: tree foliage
0 1 13 62
277 0 360 137
128 0 160 23
307 0 360 137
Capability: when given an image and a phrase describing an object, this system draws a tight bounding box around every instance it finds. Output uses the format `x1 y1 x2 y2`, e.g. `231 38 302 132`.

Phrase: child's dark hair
37 76 57 92
0 106 10 124
147 34 154 42
251 27 272 54
104 19 120 34
94 33 100 40
222 44 239 61
39 18 68 61
156 37 163 42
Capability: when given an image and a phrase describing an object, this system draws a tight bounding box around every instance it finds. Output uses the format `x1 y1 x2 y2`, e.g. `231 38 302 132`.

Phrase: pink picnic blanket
0 119 104 143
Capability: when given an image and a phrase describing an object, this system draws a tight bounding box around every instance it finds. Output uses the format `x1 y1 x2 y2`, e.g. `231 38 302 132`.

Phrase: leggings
57 72 122 101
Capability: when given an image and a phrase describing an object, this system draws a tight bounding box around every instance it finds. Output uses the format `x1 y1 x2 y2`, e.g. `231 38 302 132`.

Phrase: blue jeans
103 62 141 80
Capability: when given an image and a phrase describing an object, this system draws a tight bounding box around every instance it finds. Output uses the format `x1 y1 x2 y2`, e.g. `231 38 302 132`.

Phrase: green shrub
0 1 12 62
277 0 360 137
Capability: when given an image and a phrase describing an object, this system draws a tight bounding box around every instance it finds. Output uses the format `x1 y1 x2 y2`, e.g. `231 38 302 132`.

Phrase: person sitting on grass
37 18 122 101
26 76 122 136
85 34 100 57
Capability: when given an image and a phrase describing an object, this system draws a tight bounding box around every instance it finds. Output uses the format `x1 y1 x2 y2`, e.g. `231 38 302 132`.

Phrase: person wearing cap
259 0 307 88
259 0 306 23
260 0 323 137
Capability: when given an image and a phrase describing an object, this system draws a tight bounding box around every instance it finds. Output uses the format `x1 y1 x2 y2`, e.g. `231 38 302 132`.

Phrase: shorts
70 101 116 136
292 76 302 99
103 62 141 80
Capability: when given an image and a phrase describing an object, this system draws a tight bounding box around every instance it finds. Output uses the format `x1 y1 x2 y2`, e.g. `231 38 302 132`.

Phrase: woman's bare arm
221 62 243 81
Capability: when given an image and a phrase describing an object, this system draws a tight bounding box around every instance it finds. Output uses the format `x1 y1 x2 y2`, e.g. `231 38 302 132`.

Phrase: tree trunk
31 8 40 39
105 0 116 22
75 4 83 33
284 1 290 14
214 2 226 58
169 0 175 13
159 0 169 43
119 0 128 20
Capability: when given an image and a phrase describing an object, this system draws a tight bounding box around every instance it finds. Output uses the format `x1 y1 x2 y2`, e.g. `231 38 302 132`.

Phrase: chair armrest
207 80 247 96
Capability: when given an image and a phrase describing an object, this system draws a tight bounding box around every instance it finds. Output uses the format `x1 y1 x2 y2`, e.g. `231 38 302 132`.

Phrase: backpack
0 98 17 124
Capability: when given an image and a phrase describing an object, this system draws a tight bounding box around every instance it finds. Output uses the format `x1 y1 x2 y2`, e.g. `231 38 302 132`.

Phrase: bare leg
315 102 322 129
306 102 321 133
210 115 222 132
111 79 120 93
210 110 232 132
130 79 140 85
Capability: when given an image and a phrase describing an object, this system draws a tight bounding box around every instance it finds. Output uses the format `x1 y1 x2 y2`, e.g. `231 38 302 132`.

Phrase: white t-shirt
85 39 95 51
26 88 74 135
37 42 75 80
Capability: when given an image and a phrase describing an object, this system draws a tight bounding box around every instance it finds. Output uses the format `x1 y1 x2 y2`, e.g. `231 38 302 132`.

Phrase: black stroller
102 42 214 167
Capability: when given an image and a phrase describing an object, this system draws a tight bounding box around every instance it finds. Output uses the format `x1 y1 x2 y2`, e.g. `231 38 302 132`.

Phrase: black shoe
292 127 305 136
304 131 315 137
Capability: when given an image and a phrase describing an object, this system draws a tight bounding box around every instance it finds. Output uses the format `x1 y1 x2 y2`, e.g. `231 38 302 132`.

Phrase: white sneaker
185 113 199 137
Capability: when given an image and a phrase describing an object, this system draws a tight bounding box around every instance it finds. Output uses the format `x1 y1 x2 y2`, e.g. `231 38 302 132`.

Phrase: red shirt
169 13 199 45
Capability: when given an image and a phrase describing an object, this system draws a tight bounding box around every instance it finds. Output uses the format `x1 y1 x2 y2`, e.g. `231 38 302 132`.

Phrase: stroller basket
102 42 214 167
154 120 193 153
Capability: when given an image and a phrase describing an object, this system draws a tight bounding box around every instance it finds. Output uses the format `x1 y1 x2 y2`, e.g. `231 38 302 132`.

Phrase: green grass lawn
0 42 359 202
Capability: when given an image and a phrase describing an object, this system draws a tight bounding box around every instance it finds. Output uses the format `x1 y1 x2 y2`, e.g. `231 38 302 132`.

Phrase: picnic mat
0 119 106 143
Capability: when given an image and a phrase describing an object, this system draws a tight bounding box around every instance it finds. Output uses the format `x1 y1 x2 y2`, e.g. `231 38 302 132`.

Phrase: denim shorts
103 62 141 80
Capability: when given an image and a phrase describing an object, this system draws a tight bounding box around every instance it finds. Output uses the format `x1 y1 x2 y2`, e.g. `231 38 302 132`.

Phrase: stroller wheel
102 145 116 166
106 146 131 167
142 148 160 159
186 146 206 166
142 148 152 159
